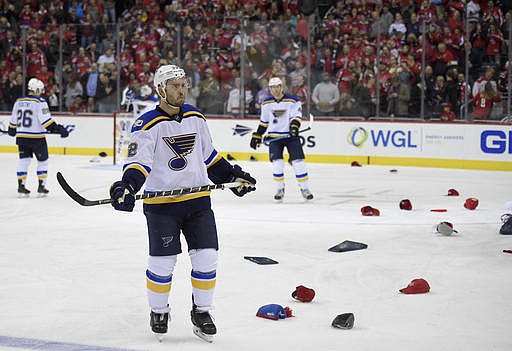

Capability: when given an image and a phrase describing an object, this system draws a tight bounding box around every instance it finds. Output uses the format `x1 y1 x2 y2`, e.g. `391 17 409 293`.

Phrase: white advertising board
1 114 510 170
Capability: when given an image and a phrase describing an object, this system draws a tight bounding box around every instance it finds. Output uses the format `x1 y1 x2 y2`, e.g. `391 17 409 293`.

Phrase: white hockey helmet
154 64 187 90
268 77 283 87
27 78 45 94
140 85 152 97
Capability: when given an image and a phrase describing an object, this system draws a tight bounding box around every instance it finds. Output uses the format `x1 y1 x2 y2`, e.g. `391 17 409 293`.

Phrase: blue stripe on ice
0 335 140 351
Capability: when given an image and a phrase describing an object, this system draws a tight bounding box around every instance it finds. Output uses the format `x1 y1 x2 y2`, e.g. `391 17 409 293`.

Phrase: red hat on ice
464 197 479 210
361 206 380 216
399 278 430 294
399 199 412 210
447 188 459 196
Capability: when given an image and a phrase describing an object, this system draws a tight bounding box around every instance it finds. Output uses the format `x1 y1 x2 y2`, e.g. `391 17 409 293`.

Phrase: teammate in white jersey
8 78 69 196
109 65 256 342
250 77 313 201
130 85 158 119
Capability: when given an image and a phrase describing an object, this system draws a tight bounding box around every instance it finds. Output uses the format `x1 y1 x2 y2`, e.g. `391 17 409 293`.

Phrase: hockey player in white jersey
250 77 313 201
8 78 69 196
109 64 256 342
130 85 158 119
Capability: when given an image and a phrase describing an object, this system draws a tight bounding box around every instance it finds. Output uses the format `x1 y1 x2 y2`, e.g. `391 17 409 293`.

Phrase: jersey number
16 109 33 127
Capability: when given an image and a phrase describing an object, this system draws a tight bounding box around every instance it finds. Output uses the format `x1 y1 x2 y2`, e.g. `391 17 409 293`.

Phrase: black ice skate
301 188 314 200
274 188 285 201
150 310 169 342
37 180 49 196
191 305 216 343
17 180 30 198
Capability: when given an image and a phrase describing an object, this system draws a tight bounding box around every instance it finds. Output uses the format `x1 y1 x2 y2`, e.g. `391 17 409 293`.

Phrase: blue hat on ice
256 304 293 321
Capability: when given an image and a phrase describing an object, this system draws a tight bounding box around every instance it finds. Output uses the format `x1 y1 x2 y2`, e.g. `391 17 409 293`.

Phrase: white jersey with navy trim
259 94 302 138
9 96 55 138
123 104 222 204
131 95 158 119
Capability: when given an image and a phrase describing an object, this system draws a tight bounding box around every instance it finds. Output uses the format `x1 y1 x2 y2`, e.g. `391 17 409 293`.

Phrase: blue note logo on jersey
163 133 196 170
272 109 287 124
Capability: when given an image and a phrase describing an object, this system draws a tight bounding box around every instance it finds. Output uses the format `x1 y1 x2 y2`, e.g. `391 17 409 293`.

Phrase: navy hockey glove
229 165 256 197
7 127 16 137
109 181 136 212
289 124 299 137
59 125 69 138
250 133 262 149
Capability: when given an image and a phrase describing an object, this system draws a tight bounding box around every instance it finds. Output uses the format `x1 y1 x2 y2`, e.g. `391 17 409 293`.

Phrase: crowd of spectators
0 0 511 120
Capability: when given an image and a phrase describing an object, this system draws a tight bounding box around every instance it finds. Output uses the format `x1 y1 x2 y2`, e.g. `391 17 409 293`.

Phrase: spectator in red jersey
26 42 47 78
472 81 501 120
18 3 33 27
440 102 457 121
485 23 504 67
38 66 54 87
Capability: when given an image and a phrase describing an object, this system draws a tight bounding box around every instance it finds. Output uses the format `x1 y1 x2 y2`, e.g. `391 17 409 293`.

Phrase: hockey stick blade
56 172 253 207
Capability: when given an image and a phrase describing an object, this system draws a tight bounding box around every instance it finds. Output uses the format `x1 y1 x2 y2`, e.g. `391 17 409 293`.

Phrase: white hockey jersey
123 104 222 204
9 96 55 138
259 94 302 138
131 95 158 119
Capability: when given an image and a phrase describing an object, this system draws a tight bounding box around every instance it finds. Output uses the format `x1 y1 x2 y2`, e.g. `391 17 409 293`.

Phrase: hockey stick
56 172 254 207
263 113 314 145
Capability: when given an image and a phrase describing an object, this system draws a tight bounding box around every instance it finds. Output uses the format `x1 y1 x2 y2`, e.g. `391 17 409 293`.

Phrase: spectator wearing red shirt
472 81 501 120
292 75 310 107
19 4 33 27
335 44 352 71
417 0 436 24
335 61 356 94
440 102 457 121
26 42 47 77
71 47 92 77
485 23 504 67
37 66 54 87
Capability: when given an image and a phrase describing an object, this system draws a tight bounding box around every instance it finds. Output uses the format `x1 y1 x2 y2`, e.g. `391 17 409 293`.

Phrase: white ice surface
0 153 511 351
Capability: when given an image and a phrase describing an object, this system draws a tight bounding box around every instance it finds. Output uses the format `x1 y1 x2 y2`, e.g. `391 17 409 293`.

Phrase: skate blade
37 193 48 198
153 332 165 342
193 326 214 343
17 193 30 198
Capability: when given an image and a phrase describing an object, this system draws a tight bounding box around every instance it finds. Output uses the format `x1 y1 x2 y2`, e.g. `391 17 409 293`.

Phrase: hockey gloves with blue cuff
250 133 262 149
229 165 256 197
110 181 136 212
